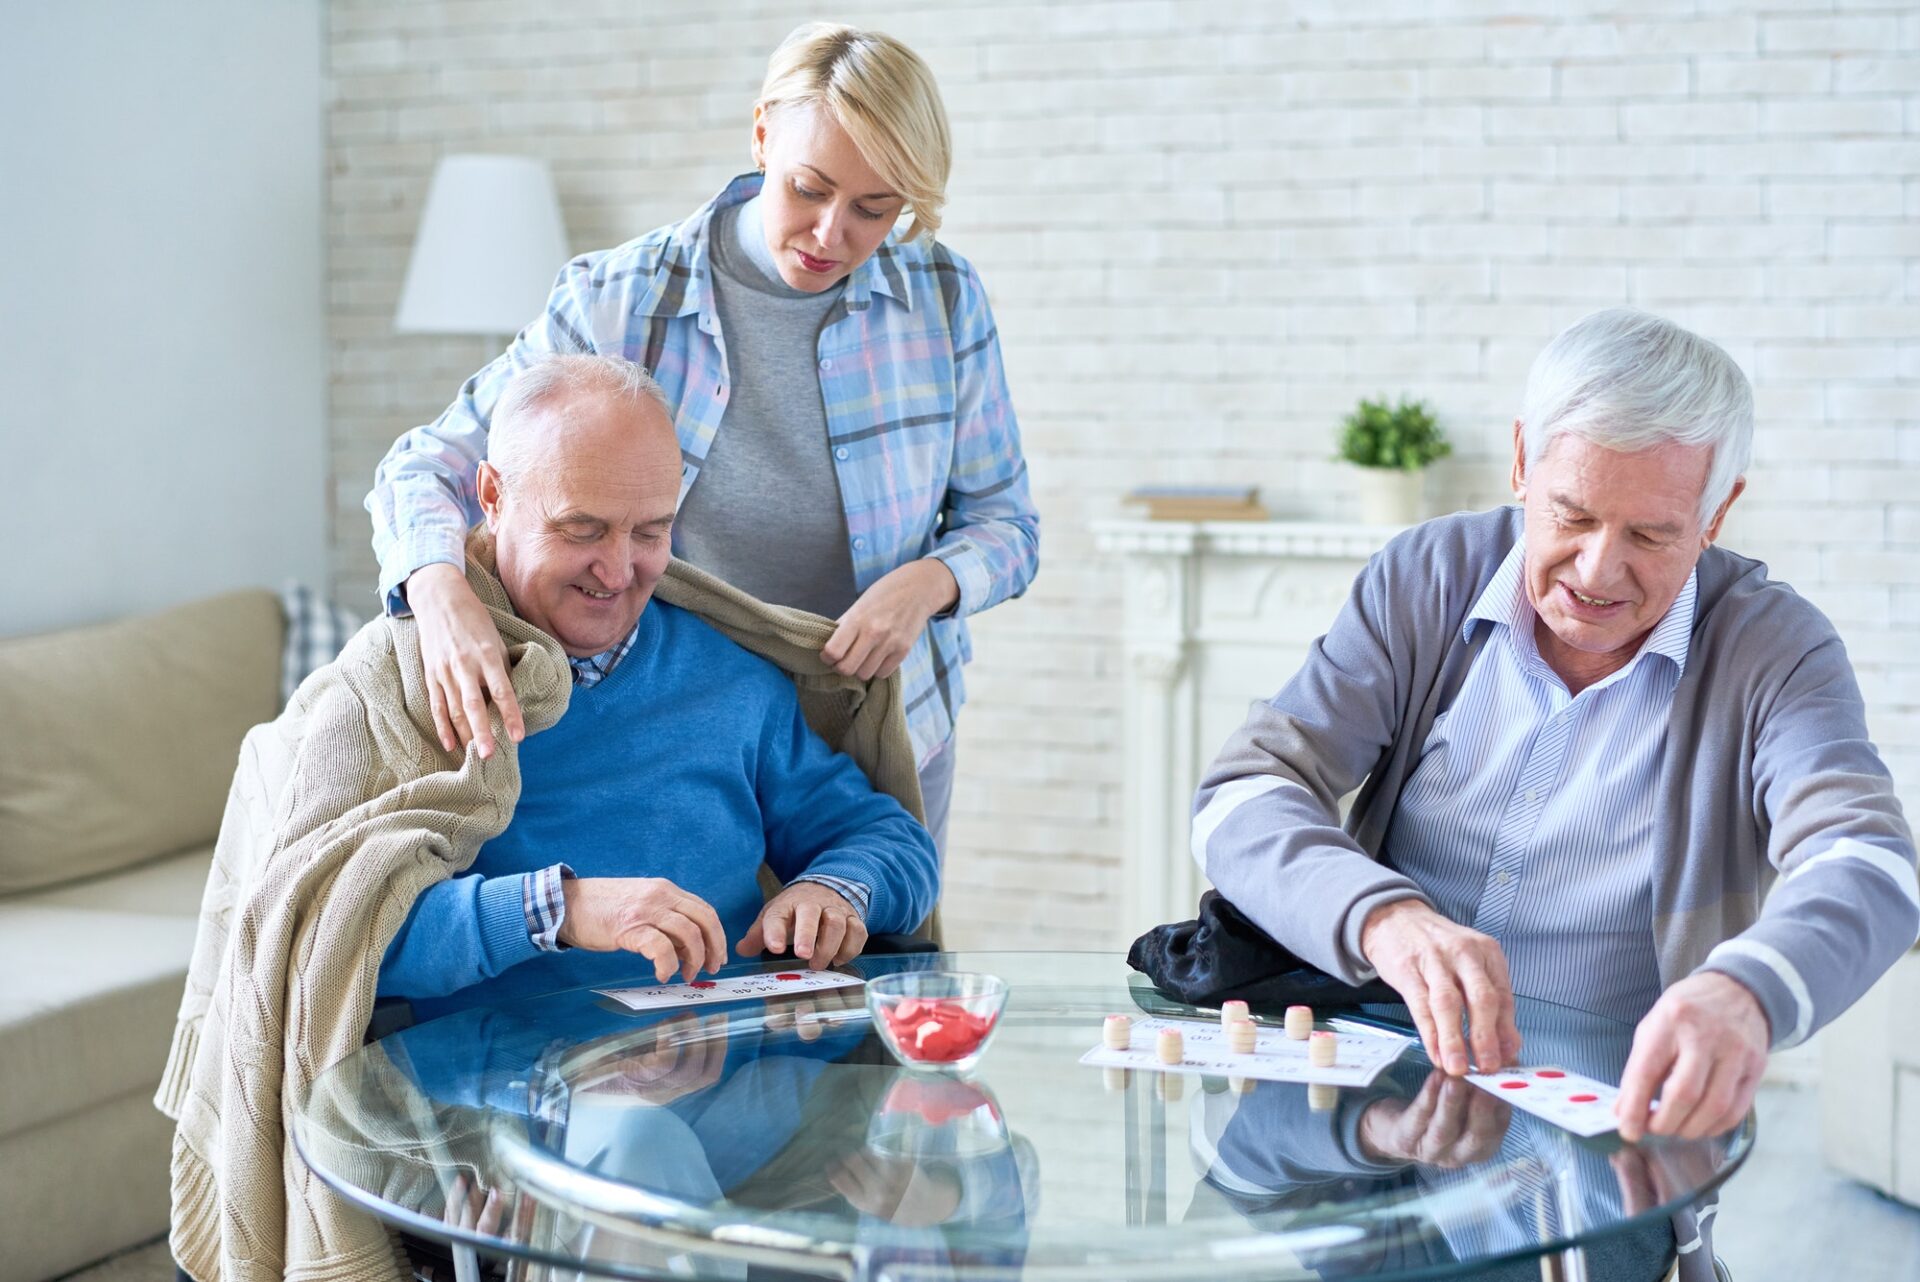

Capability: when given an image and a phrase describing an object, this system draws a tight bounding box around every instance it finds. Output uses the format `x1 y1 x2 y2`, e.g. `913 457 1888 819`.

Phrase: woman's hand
407 562 526 759
822 559 960 682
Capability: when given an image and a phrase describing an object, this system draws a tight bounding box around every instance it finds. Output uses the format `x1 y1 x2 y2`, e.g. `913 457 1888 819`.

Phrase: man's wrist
793 873 871 921
1693 967 1774 1047
1357 896 1430 966
1698 943 1796 1049
555 876 580 949
527 864 574 952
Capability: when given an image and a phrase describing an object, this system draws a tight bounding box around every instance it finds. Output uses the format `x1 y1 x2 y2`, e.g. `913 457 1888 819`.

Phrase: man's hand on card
559 877 728 983
1615 971 1768 1142
738 881 867 969
1360 899 1524 1076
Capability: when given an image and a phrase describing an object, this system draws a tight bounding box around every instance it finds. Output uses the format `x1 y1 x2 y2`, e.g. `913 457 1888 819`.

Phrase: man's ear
476 462 504 531
1509 418 1528 501
1703 476 1746 545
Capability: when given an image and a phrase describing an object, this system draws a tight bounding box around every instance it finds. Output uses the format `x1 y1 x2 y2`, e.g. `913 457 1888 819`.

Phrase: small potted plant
1336 396 1451 527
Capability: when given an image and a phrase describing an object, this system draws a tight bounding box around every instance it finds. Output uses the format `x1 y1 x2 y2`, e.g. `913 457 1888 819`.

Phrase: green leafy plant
1336 397 1452 472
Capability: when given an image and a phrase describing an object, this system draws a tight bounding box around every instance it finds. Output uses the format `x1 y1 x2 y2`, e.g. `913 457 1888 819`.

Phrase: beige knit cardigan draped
155 536 924 1282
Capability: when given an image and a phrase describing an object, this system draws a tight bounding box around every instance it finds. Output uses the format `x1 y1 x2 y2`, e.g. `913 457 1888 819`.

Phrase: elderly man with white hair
1191 308 1918 1272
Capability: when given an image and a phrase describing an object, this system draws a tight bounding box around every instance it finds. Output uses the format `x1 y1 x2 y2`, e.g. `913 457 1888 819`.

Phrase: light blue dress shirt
1384 541 1699 1025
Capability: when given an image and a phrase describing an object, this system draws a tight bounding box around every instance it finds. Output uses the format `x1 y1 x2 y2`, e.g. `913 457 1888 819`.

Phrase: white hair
1520 308 1753 529
488 354 672 487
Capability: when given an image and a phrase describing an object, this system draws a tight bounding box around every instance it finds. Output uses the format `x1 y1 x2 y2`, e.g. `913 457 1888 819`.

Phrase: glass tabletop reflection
293 951 1751 1281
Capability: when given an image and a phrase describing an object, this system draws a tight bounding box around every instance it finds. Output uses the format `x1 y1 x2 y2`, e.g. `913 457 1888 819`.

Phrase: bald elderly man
162 353 940 1277
373 353 939 1015
1192 309 1916 1271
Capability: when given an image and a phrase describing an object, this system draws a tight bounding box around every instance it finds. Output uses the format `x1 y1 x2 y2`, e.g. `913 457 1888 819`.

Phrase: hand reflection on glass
1607 1139 1721 1218
828 1148 964 1226
763 985 866 1041
1356 1071 1511 1169
444 1170 534 1246
572 1012 729 1105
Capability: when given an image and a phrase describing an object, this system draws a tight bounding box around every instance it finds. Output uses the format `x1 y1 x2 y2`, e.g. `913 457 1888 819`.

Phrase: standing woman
366 23 1038 857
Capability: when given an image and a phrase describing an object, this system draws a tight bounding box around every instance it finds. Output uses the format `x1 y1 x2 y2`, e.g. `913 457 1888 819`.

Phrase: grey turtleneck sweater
672 195 861 620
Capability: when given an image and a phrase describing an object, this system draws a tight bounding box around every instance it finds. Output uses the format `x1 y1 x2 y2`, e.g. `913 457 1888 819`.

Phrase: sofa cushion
0 846 209 1137
0 1090 175 1282
0 589 281 893
278 581 365 705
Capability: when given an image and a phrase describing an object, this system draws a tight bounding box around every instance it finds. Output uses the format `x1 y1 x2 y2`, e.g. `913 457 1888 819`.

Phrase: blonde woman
367 24 1038 866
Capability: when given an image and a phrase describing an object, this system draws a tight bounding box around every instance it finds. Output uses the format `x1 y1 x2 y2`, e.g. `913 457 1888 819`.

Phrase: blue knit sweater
378 600 939 1017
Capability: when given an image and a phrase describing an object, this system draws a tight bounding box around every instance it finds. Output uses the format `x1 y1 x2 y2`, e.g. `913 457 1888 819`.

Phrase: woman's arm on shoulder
366 243 666 754
365 249 626 605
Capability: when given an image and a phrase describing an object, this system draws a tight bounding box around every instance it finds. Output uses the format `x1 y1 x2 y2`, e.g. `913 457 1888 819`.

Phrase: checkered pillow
277 582 365 707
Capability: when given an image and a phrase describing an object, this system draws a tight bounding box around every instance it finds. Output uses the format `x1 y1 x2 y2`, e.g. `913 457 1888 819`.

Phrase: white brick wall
326 1 1920 951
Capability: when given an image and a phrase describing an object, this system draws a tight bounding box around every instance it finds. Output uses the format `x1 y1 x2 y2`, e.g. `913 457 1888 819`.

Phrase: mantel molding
1091 518 1408 561
1094 516 1401 937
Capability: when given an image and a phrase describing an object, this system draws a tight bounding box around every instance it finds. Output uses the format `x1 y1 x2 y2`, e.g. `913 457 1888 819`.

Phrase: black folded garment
1127 890 1401 1010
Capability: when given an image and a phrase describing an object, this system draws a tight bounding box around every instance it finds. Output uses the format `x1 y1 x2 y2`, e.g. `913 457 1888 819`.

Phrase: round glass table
293 952 1751 1282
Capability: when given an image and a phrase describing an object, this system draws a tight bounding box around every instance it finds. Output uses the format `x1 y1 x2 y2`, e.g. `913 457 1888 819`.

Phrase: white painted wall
0 1 327 638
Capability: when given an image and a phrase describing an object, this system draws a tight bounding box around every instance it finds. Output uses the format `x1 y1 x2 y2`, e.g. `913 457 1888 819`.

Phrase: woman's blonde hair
757 22 952 243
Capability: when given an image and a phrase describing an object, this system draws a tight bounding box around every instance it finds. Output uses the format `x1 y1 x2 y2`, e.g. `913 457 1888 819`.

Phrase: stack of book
1122 485 1268 522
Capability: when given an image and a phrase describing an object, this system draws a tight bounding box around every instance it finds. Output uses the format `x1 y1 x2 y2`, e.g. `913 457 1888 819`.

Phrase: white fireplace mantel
1091 518 1406 936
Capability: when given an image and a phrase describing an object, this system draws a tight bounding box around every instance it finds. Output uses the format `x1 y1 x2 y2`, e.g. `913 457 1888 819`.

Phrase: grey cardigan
1195 506 1917 1046
1192 506 1920 1273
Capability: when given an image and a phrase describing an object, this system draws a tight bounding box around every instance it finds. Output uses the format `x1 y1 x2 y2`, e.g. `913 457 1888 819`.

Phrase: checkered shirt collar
567 619 642 688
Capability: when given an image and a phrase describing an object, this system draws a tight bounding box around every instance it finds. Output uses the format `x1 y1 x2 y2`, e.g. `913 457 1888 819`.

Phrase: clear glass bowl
865 970 1008 1074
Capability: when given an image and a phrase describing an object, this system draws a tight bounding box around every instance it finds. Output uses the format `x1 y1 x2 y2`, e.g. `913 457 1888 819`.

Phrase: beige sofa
0 591 283 1282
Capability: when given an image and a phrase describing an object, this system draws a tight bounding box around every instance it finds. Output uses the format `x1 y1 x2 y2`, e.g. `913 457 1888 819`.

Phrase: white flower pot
1354 467 1426 527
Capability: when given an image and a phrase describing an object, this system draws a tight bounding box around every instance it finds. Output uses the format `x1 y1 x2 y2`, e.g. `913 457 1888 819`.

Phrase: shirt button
1523 789 1538 805
853 537 866 551
819 357 833 370
1495 871 1513 885
834 446 850 461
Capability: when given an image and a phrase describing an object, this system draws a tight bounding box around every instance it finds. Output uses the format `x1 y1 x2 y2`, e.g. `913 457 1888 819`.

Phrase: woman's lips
794 249 838 274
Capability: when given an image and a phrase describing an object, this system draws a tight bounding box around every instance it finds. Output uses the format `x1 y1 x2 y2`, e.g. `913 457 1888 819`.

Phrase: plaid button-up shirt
368 172 1040 765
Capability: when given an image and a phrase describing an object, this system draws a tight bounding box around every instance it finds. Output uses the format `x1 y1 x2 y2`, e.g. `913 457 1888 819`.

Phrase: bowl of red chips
865 971 1008 1074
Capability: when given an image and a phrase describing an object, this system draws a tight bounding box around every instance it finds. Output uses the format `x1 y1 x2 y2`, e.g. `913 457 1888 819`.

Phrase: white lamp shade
394 154 570 336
